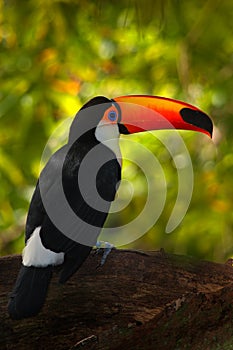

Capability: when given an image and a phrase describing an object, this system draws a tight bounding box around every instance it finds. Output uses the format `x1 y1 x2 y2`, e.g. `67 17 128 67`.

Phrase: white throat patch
95 122 122 166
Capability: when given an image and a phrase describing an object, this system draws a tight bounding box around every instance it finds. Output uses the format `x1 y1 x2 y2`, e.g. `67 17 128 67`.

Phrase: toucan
8 95 213 320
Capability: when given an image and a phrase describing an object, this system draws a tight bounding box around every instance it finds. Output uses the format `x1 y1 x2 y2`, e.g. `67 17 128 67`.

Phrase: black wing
25 144 68 242
25 181 45 242
35 140 121 282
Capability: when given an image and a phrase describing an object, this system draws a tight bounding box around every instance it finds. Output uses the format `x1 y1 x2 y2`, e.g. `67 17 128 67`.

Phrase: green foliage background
0 0 232 261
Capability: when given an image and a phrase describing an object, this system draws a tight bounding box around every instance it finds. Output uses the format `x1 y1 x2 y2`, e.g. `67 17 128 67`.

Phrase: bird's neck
95 123 122 166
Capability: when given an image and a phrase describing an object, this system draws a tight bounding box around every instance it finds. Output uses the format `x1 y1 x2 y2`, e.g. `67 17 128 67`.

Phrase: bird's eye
108 110 117 121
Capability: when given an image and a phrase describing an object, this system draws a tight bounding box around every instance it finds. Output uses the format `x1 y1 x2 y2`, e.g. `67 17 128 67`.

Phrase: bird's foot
95 241 114 266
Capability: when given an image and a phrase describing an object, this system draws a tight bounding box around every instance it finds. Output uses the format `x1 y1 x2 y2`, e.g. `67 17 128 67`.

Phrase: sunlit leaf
0 0 232 260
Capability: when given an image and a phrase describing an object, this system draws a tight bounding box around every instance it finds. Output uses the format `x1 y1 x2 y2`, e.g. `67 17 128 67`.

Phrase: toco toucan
8 95 213 319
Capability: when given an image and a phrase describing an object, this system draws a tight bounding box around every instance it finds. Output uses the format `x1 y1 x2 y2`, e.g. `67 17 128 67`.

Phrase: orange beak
113 95 213 138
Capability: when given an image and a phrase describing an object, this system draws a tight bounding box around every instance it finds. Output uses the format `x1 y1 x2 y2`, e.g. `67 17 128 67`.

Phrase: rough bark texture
1 249 233 350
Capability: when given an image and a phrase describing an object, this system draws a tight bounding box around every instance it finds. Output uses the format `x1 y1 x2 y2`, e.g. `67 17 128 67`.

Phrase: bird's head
68 94 213 145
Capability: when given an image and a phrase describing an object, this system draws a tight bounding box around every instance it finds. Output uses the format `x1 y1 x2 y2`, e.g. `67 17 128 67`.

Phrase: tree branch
1 250 233 349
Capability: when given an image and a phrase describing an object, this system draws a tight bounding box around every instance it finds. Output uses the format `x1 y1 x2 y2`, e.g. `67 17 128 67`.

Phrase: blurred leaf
0 0 232 261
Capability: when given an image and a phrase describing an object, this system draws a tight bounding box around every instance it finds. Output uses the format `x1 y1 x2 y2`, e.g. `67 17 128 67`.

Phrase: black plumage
8 96 121 319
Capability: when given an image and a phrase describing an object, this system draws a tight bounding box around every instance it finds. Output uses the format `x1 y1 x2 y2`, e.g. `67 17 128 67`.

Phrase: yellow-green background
0 0 232 262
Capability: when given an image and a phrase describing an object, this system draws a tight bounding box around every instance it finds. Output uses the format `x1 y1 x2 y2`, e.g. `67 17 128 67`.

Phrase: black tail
8 265 53 320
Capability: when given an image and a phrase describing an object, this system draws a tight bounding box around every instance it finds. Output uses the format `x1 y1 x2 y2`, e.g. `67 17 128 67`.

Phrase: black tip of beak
180 108 213 137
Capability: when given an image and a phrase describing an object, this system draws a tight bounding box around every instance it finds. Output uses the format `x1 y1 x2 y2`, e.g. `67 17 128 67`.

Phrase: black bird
8 95 213 320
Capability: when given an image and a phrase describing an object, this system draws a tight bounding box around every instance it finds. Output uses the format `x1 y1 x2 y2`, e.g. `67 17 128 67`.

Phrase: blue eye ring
108 110 117 121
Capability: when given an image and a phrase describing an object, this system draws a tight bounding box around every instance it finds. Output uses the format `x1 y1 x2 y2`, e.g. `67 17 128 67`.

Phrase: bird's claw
95 241 114 266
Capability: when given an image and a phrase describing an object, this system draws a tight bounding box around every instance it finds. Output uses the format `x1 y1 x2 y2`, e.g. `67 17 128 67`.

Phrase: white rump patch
22 227 64 267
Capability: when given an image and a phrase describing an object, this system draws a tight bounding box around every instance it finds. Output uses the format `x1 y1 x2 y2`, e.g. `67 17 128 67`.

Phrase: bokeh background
0 0 232 261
